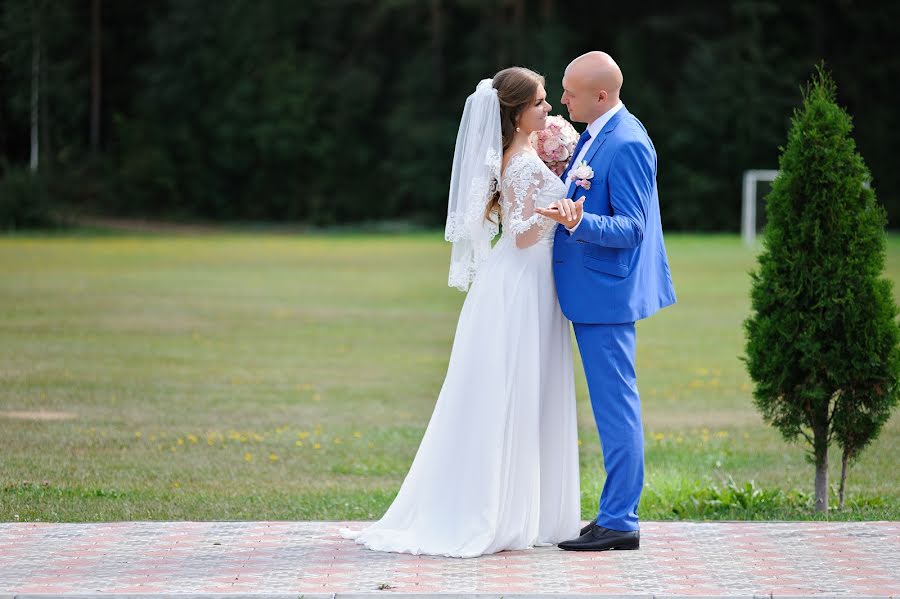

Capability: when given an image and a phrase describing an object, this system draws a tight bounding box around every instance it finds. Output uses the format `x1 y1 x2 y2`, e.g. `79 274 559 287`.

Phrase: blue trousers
573 321 643 532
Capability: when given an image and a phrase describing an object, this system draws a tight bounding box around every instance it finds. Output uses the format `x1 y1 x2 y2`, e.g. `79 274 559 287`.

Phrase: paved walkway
0 521 898 597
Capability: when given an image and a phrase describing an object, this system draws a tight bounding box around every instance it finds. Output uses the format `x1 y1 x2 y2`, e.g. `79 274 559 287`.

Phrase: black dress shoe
558 525 640 551
580 518 597 536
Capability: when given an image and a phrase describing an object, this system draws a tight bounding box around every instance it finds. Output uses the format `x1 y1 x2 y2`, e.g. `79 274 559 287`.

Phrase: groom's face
561 72 605 125
561 76 587 124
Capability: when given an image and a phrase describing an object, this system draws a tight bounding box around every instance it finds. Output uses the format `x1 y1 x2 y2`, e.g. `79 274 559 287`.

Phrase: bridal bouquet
531 115 579 176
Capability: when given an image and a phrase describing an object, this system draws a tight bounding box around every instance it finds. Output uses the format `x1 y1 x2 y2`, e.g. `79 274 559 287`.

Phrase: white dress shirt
567 101 624 232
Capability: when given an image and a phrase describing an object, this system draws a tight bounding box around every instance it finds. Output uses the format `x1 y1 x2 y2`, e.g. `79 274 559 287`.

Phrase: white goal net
742 169 779 246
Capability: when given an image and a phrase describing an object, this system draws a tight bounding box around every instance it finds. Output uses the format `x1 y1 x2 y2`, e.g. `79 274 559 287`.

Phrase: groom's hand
536 197 585 226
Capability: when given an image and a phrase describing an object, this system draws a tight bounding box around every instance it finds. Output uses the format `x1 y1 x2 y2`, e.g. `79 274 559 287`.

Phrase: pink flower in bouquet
530 115 579 176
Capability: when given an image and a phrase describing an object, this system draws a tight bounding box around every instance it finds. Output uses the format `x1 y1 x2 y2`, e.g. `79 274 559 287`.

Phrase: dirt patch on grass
0 410 77 421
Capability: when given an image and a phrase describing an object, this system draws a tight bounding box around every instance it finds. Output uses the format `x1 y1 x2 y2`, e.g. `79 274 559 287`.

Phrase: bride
340 67 581 558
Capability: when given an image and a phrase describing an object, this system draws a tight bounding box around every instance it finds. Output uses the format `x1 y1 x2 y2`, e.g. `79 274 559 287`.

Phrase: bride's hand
535 197 584 226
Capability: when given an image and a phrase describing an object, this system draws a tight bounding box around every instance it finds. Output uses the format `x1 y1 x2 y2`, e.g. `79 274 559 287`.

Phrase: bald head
561 51 623 124
568 51 623 98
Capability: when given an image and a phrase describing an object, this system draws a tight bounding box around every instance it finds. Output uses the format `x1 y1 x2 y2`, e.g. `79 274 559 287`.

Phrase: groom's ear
597 90 608 102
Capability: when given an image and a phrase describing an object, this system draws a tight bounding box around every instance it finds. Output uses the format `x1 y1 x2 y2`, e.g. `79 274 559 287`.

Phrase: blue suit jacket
553 107 676 324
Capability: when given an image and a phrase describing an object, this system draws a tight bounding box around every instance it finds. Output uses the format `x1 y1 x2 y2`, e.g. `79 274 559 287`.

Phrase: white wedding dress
340 151 581 557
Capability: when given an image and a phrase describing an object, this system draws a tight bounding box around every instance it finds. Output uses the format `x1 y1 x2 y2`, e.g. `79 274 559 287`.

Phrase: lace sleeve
501 154 549 249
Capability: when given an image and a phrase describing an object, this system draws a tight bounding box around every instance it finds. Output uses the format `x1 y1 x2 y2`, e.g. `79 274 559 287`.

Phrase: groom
536 51 676 551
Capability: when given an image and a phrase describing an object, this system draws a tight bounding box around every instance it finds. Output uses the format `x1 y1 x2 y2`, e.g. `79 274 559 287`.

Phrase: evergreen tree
744 66 900 512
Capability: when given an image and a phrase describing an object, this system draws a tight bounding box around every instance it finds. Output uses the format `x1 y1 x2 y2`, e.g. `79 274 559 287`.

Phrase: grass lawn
1 232 898 521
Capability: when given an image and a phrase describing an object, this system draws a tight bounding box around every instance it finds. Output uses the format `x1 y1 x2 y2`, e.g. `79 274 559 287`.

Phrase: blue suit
553 106 675 531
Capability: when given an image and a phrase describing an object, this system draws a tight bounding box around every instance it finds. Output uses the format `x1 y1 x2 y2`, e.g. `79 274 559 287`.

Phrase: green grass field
1 232 897 522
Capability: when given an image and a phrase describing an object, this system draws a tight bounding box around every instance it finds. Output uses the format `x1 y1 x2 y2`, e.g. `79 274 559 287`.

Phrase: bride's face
517 84 551 135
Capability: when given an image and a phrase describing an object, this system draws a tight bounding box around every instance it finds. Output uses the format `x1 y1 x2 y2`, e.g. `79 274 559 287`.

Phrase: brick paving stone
0 521 898 596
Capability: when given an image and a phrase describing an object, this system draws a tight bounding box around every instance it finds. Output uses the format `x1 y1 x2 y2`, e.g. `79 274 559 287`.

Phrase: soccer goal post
742 169 779 246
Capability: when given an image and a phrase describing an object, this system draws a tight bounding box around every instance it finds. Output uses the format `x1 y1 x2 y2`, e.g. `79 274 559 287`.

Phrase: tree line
1 0 898 229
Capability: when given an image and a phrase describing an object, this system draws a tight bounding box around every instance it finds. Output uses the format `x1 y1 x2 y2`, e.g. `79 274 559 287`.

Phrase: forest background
1 0 898 230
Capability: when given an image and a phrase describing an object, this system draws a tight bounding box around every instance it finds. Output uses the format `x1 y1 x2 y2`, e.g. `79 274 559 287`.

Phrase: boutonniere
568 161 594 190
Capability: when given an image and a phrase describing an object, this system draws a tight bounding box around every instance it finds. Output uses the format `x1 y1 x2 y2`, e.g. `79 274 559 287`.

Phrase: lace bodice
499 152 567 248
